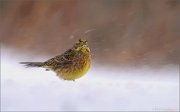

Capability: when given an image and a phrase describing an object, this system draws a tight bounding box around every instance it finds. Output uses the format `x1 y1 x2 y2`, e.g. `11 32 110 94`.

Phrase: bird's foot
45 69 49 71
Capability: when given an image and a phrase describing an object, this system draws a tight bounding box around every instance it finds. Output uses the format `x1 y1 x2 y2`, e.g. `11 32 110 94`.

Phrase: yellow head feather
73 39 90 53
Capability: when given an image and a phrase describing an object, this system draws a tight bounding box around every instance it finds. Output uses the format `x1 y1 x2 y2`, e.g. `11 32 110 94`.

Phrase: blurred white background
1 48 179 111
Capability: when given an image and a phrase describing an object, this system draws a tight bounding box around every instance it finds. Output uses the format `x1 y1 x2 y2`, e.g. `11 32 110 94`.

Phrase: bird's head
73 39 90 54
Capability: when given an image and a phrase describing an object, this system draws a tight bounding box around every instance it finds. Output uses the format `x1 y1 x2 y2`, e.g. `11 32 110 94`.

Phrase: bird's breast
56 54 91 80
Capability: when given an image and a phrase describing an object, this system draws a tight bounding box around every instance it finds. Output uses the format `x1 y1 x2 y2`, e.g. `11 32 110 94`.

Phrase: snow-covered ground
1 48 179 111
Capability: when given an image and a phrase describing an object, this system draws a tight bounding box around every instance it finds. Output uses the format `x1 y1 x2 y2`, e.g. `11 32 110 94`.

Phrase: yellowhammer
20 39 91 81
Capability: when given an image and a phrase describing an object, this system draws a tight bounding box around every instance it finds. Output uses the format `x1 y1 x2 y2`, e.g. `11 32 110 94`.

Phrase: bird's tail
20 62 44 67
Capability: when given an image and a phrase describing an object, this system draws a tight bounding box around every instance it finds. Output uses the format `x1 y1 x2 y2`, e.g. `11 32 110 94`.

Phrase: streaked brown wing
43 49 75 69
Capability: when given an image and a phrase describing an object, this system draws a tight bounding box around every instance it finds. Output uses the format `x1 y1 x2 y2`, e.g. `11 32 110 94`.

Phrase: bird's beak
82 45 90 52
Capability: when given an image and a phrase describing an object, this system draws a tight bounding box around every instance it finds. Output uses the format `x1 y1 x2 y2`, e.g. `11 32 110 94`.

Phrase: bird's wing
43 49 75 68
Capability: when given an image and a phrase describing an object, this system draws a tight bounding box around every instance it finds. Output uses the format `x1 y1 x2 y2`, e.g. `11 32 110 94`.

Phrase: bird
20 39 91 81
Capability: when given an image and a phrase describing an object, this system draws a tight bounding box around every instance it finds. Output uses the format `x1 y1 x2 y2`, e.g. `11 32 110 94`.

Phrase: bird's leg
45 69 49 71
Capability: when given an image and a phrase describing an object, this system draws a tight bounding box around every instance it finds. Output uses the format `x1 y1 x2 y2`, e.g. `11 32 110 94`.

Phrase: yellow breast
56 55 91 80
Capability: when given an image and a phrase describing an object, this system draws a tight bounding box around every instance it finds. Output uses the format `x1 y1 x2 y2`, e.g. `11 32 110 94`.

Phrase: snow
1 49 179 111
